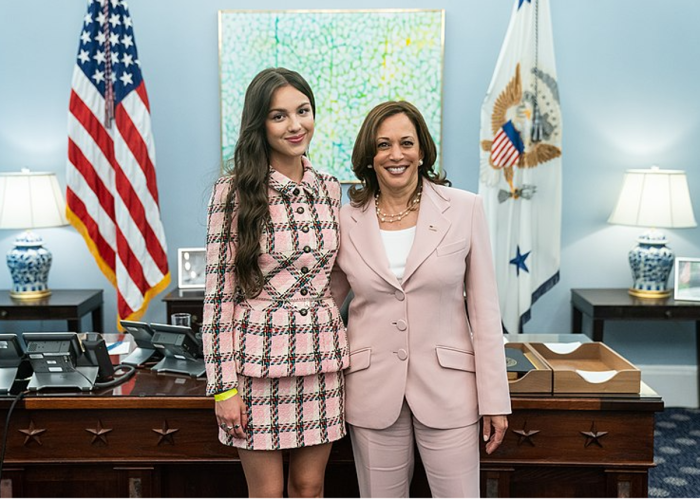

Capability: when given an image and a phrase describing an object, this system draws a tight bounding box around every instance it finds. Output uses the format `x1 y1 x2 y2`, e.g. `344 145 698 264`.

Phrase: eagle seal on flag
480 63 561 198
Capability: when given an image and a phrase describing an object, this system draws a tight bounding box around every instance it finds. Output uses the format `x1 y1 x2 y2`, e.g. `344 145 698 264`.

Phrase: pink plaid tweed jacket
202 159 349 396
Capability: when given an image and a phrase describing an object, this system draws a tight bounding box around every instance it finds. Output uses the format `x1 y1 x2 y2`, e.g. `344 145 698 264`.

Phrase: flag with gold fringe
66 0 170 325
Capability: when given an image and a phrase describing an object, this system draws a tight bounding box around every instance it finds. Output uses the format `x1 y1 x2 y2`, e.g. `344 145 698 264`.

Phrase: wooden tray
528 342 641 394
504 342 552 394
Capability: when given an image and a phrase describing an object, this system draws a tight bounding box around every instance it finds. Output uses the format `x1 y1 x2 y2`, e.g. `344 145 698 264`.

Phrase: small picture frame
178 247 206 289
674 257 700 302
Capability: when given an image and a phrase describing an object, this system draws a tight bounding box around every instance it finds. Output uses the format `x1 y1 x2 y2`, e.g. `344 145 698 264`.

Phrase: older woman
332 101 511 497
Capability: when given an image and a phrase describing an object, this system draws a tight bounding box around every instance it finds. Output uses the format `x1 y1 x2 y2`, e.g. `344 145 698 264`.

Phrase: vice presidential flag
478 0 562 334
66 0 170 324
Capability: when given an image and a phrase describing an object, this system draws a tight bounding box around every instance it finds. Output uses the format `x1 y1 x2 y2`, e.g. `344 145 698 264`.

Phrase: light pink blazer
332 179 511 430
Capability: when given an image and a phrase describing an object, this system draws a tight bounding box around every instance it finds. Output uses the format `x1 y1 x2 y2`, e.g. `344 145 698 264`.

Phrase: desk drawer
0 308 37 321
0 307 71 321
3 408 232 463
483 409 655 465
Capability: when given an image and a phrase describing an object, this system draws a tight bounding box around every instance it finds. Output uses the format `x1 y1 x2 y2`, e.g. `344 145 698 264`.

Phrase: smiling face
265 84 315 170
372 112 423 196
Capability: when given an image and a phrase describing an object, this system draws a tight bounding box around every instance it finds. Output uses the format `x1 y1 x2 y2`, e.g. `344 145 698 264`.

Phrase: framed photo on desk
674 257 700 301
178 248 206 289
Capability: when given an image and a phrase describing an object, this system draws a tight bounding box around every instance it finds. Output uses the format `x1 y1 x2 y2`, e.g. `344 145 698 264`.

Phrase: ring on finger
233 424 241 429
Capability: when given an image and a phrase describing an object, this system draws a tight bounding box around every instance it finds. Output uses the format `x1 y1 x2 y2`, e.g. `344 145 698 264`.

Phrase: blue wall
1 0 699 367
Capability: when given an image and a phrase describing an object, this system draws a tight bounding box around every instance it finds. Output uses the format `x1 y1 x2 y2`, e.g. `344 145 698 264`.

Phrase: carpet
649 407 700 498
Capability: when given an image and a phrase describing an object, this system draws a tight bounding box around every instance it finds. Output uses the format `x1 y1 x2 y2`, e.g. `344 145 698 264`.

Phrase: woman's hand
482 414 508 454
215 394 248 439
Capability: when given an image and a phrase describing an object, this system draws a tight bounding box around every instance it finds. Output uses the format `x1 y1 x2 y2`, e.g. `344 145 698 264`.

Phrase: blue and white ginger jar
7 231 52 299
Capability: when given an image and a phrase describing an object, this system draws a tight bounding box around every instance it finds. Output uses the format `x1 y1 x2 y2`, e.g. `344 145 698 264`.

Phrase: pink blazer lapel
402 180 451 285
347 202 403 290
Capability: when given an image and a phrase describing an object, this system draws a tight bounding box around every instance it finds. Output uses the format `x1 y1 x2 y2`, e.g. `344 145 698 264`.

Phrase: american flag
66 0 170 325
490 120 524 168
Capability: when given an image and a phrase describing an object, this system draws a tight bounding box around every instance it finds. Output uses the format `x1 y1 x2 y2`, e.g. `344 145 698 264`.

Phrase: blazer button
301 266 309 273
299 309 308 316
296 206 305 214
303 245 312 253
301 226 310 233
293 188 300 196
397 349 408 361
395 320 407 331
300 288 309 296
394 290 405 301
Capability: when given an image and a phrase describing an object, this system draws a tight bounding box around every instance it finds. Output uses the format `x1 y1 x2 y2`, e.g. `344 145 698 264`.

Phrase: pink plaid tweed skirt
219 370 346 450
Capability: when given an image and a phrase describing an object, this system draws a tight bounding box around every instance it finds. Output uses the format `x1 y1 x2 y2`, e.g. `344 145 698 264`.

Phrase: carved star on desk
580 422 608 448
86 420 113 445
513 422 540 446
152 421 179 445
19 420 47 446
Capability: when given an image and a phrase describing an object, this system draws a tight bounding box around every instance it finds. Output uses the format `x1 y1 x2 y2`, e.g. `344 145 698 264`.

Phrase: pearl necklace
375 185 422 223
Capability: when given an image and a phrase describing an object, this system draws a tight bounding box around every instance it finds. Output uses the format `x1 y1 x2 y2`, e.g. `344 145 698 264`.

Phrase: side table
571 287 700 401
0 289 103 333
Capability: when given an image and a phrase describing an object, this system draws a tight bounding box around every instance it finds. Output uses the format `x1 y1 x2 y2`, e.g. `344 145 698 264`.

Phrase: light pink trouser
348 400 480 498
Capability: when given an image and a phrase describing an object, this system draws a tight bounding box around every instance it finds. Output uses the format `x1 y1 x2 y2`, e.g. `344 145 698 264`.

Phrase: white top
380 227 416 281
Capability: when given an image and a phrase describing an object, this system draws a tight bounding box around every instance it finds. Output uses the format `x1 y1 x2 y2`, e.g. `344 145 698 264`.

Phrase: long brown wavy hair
349 100 450 208
222 67 316 298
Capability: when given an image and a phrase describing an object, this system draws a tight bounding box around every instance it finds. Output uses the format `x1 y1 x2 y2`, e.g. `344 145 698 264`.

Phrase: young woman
202 67 348 498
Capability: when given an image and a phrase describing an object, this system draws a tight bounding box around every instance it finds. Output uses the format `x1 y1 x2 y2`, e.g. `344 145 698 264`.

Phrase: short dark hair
348 100 449 207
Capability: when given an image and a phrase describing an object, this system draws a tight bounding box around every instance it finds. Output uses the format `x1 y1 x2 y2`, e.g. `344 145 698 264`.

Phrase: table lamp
608 166 697 298
0 170 69 300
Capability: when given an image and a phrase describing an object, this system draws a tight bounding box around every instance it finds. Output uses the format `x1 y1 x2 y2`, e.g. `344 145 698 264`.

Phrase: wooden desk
0 367 662 498
571 287 700 401
480 384 662 498
0 289 103 333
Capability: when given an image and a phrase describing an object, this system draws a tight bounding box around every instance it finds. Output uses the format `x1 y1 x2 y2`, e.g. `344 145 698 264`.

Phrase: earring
419 159 424 166
367 164 373 169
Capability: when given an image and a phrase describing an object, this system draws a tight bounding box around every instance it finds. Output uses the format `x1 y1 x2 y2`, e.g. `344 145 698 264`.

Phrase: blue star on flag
510 246 531 276
518 0 532 9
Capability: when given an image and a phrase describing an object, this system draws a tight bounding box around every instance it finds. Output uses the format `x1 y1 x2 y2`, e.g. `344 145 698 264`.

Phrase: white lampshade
0 170 69 229
0 170 69 300
608 166 697 228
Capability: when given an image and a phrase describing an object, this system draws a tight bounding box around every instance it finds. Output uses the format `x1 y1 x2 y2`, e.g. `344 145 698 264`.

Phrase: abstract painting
219 9 444 182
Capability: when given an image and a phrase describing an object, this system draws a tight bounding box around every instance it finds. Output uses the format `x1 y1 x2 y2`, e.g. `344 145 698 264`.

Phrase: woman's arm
465 195 511 416
202 178 240 396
